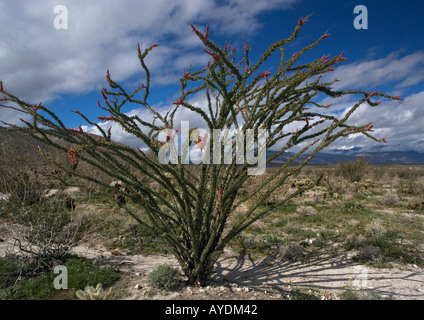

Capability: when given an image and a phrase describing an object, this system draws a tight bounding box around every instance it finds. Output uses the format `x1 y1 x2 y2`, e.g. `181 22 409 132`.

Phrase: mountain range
1 126 423 165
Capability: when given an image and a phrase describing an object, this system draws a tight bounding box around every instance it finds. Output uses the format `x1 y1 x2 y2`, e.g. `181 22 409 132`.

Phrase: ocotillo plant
1 17 401 285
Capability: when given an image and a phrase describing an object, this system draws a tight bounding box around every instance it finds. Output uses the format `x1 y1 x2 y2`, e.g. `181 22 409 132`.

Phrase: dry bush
380 191 400 206
365 220 387 237
357 245 382 262
345 234 366 249
296 205 317 217
280 243 304 261
334 157 370 183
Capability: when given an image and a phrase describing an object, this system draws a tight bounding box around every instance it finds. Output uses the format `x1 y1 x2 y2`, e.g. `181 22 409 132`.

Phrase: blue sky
1 0 424 153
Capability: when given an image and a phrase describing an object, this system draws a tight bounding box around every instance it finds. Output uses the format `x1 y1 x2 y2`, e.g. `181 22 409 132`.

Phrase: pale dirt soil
2 233 422 300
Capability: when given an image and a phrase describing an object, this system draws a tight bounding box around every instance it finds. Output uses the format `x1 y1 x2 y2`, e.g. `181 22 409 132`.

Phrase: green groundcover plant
0 17 400 285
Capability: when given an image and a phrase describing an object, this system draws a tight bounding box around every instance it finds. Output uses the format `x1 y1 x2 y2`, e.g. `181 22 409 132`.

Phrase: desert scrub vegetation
334 157 370 183
0 16 406 286
0 255 119 300
147 264 182 291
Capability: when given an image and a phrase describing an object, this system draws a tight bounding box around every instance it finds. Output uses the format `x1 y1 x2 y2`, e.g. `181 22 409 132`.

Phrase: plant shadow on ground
212 246 424 300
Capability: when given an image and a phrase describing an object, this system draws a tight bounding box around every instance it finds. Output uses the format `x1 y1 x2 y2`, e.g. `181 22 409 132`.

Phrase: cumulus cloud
326 51 424 91
0 0 297 102
321 91 424 153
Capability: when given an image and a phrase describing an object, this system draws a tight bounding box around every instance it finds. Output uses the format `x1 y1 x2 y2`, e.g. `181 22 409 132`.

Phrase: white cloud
326 51 424 91
0 0 297 103
321 91 424 153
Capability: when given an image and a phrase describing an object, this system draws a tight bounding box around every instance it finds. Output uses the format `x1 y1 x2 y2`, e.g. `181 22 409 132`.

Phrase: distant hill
267 149 424 166
1 126 423 167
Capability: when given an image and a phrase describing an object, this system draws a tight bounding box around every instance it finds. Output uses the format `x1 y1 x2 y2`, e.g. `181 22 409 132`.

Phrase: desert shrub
397 180 424 196
380 191 400 206
345 234 366 249
357 245 382 263
289 287 320 300
296 205 317 217
340 289 383 300
335 157 370 183
408 198 424 211
147 264 181 290
4 197 91 272
280 243 304 261
365 220 387 237
0 167 47 206
0 256 118 300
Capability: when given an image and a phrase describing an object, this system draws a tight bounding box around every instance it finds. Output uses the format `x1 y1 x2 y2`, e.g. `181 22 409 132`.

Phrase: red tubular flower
334 78 340 82
195 132 208 150
326 104 333 108
321 33 330 40
218 183 223 196
137 43 141 55
0 81 4 92
152 43 159 48
245 63 249 73
327 66 335 72
101 88 108 101
298 16 309 26
191 23 204 39
336 51 347 63
183 68 190 78
204 23 209 40
382 138 387 143
321 54 330 64
97 116 115 121
370 91 379 97
32 102 42 112
69 126 84 134
203 49 219 61
67 148 77 165
106 69 111 82
260 71 271 82
312 138 320 145
0 96 7 101
292 52 298 59
395 96 403 101
20 118 31 126
172 95 186 105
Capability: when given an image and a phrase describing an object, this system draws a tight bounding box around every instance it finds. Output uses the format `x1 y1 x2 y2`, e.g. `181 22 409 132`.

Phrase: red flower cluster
260 71 271 82
298 14 311 26
67 147 77 165
195 132 208 150
203 49 219 61
173 95 186 105
191 23 209 40
69 125 84 134
97 115 115 121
